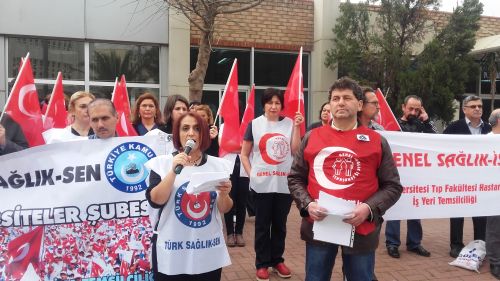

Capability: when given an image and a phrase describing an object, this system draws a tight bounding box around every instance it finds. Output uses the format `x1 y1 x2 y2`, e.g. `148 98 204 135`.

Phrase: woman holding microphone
145 111 233 281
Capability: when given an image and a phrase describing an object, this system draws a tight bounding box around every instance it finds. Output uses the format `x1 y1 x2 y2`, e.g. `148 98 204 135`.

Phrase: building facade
1 0 499 124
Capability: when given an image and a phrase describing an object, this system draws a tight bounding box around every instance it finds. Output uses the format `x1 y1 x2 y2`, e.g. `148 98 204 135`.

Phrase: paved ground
222 204 497 281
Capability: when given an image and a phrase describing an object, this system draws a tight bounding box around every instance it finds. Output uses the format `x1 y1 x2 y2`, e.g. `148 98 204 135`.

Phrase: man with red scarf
288 77 402 281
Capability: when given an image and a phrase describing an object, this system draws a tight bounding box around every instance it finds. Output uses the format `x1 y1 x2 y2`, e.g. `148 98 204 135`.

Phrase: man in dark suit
443 95 492 258
0 113 29 156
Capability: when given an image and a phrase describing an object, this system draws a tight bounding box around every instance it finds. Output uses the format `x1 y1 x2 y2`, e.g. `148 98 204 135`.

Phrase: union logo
105 142 156 193
313 147 361 190
258 133 290 165
175 182 216 228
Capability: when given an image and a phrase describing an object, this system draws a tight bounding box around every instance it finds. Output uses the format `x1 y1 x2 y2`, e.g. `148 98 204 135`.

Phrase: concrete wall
0 0 169 44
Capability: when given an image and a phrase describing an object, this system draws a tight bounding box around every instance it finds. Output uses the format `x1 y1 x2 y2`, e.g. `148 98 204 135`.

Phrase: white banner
0 136 166 226
381 131 500 220
0 136 168 281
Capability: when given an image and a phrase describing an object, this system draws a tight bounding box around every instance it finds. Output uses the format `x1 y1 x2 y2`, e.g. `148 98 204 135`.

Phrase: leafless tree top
165 0 265 33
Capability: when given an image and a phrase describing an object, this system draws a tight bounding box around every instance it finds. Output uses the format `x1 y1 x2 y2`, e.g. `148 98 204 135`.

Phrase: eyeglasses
365 101 379 106
464 105 483 109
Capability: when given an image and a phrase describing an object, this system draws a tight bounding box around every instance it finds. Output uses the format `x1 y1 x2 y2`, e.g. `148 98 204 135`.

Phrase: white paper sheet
312 191 356 247
186 171 230 194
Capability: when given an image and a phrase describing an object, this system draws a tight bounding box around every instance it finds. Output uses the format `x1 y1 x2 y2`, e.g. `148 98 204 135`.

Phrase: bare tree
165 0 264 102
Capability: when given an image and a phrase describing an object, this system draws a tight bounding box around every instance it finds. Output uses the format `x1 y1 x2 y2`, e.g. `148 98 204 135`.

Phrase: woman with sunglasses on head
145 112 233 281
43 91 96 143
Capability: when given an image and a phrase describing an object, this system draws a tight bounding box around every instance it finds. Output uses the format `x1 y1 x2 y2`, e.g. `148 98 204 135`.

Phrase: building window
7 37 161 104
190 48 250 85
190 47 310 121
254 51 309 88
8 37 84 80
90 42 159 83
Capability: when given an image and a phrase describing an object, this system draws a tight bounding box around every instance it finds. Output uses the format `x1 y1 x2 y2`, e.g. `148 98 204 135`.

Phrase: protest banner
0 136 168 281
382 132 500 220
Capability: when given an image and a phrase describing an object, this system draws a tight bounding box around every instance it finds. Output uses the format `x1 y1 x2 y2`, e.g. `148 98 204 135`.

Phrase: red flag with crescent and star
43 72 68 130
218 59 240 157
112 75 138 137
6 226 44 279
2 55 45 146
239 84 255 145
374 88 401 131
282 48 305 136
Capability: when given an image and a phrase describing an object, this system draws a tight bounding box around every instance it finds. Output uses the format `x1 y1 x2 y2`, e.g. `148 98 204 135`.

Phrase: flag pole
297 47 303 114
111 77 119 102
43 71 62 123
214 58 238 125
0 53 30 122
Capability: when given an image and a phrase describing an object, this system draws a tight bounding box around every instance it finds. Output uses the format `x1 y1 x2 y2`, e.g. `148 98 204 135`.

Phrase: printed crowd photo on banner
1 218 152 281
0 136 168 281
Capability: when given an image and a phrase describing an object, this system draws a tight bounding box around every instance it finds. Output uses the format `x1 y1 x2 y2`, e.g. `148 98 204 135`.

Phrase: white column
166 9 190 107
310 0 340 122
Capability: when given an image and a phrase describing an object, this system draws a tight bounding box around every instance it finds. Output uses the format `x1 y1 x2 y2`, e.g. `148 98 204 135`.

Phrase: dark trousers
224 157 250 235
385 220 422 249
154 268 222 281
254 192 292 269
450 216 487 248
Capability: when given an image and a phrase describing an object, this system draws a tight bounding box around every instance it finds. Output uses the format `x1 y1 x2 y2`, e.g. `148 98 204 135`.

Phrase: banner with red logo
0 136 167 281
381 132 500 220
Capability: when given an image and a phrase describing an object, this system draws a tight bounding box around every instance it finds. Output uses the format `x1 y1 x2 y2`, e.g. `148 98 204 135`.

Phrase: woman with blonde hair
43 91 95 143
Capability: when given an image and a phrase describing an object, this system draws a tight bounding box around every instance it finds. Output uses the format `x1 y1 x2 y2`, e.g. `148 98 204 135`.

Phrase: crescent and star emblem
18 84 38 118
313 146 361 190
258 133 289 165
11 243 30 262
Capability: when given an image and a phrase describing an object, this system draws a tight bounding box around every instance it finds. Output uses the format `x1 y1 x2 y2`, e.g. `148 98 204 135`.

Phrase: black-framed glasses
464 105 483 109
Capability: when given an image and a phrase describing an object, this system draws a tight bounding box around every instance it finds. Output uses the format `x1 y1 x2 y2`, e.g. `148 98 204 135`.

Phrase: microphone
174 139 196 174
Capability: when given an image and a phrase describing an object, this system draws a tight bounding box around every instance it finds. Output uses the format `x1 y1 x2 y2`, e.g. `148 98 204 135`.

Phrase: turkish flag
91 261 103 276
111 75 138 136
218 59 240 157
120 260 129 278
6 226 44 279
3 55 45 146
374 88 401 131
239 84 255 144
43 72 68 130
282 48 305 136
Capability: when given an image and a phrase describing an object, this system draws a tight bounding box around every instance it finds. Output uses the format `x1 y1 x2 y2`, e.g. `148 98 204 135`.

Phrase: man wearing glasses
444 95 492 258
358 87 384 130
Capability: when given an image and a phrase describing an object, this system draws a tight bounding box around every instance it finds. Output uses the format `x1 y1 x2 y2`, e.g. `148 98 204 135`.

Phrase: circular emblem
105 142 156 193
313 147 361 190
258 133 290 165
175 182 216 228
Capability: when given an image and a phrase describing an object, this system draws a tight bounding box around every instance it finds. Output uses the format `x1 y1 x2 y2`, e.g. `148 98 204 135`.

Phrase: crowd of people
0 218 152 281
0 76 499 281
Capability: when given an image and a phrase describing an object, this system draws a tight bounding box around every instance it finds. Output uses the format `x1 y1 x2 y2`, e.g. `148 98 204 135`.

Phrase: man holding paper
288 77 402 281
